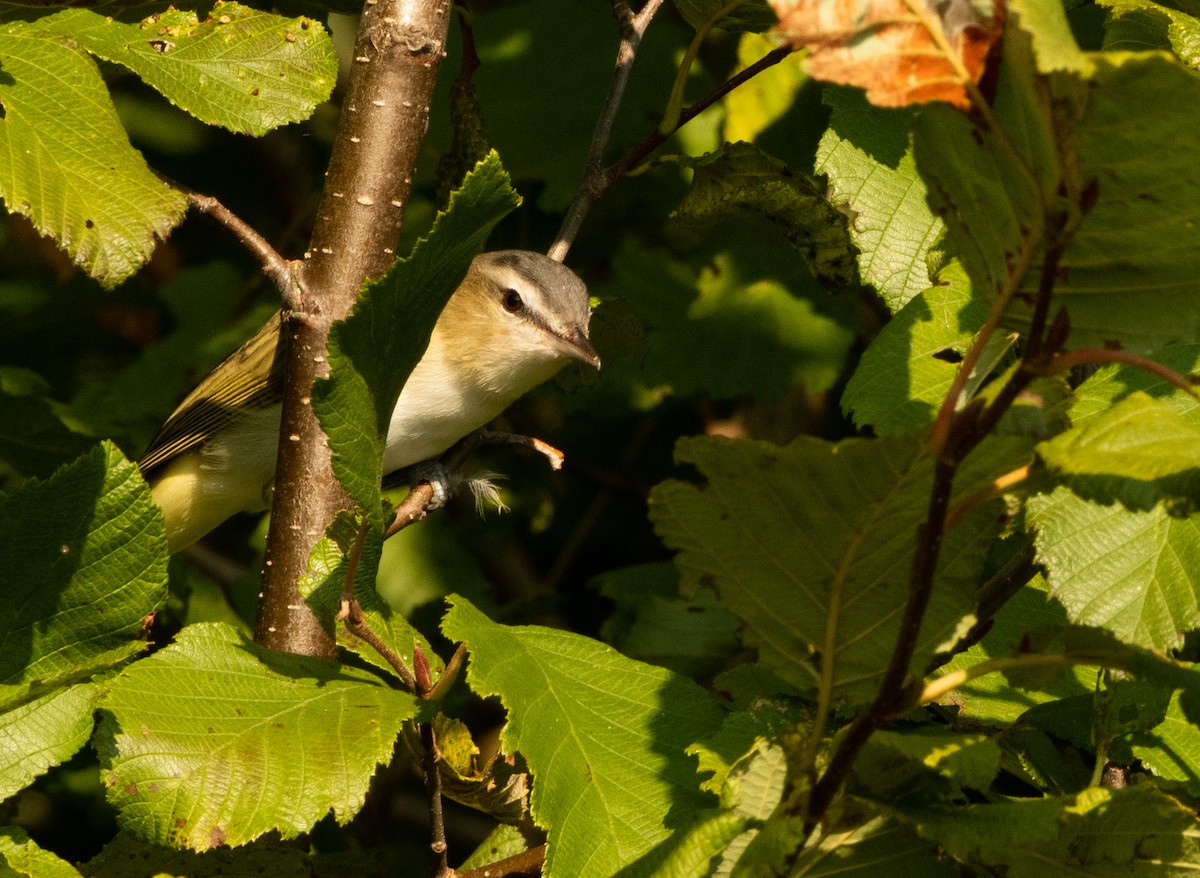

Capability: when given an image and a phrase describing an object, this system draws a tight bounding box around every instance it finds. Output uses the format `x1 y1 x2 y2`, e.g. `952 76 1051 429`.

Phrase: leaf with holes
98 623 424 850
0 23 186 287
41 3 337 136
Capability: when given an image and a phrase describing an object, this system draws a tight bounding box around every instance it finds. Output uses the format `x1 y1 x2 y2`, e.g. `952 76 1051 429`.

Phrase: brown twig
342 598 420 693
384 430 567 539
801 203 1081 836
608 45 796 182
178 187 301 304
456 843 548 878
422 721 452 878
1044 349 1200 400
548 0 667 262
550 35 796 263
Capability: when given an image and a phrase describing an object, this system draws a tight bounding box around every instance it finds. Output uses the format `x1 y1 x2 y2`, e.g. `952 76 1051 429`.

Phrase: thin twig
607 46 797 181
456 844 548 878
548 0 667 262
1044 349 1200 400
342 598 419 693
942 463 1031 532
802 202 1081 836
422 721 452 878
477 430 565 470
178 187 302 307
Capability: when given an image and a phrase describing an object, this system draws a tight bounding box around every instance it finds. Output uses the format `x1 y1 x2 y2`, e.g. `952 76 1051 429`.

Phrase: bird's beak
550 327 601 370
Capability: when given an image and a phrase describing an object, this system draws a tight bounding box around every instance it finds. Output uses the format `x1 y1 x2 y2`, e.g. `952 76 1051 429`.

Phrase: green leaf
611 810 748 878
673 0 776 33
723 33 806 144
83 832 314 878
0 683 99 801
689 704 796 796
41 3 337 136
0 827 82 878
598 562 742 679
856 728 1001 802
912 29 1054 308
0 367 94 478
815 86 945 311
674 142 860 292
1037 391 1200 511
1009 0 1093 74
914 786 1200 876
1100 0 1200 68
767 816 956 878
1028 487 1200 651
441 597 725 878
649 434 1012 706
0 442 167 707
313 152 519 522
606 243 855 404
1130 688 1200 794
933 579 1100 727
1010 54 1200 350
97 622 423 850
299 521 443 683
0 22 186 287
841 262 991 434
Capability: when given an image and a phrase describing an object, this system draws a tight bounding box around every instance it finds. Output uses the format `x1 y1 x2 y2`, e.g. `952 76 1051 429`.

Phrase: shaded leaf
914 786 1200 876
0 367 94 478
1101 0 1200 69
41 3 336 135
442 598 725 878
1010 54 1200 350
0 442 167 707
0 23 186 286
675 142 860 291
674 0 777 33
724 32 807 144
650 434 1013 706
98 623 423 850
84 832 314 878
770 0 1003 109
934 578 1100 727
1037 391 1200 512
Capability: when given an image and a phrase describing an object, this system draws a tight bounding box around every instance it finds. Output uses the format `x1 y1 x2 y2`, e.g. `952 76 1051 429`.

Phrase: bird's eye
502 289 524 313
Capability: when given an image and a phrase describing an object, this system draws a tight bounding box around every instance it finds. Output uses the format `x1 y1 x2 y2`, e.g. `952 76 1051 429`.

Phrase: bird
139 250 600 552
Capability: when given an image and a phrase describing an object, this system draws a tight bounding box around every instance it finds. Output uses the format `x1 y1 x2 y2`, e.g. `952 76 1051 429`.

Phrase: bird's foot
407 462 509 515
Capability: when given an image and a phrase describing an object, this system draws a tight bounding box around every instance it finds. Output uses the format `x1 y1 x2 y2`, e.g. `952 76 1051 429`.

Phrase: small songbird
139 250 600 552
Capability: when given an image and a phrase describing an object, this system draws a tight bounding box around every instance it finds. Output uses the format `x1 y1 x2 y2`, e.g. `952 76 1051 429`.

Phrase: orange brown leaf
770 0 1004 110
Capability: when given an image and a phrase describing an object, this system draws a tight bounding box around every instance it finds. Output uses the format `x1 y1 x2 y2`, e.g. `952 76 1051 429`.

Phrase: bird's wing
139 312 286 474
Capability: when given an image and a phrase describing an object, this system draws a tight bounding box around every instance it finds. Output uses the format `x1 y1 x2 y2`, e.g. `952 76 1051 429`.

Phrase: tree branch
255 0 454 657
177 186 300 303
548 0 666 262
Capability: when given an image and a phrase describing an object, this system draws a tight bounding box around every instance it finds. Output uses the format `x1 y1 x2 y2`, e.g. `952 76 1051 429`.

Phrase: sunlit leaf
0 23 186 286
41 3 336 135
98 623 423 850
442 598 725 878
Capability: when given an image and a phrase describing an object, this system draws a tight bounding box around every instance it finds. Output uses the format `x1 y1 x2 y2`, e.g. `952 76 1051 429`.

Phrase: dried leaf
770 0 1004 109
